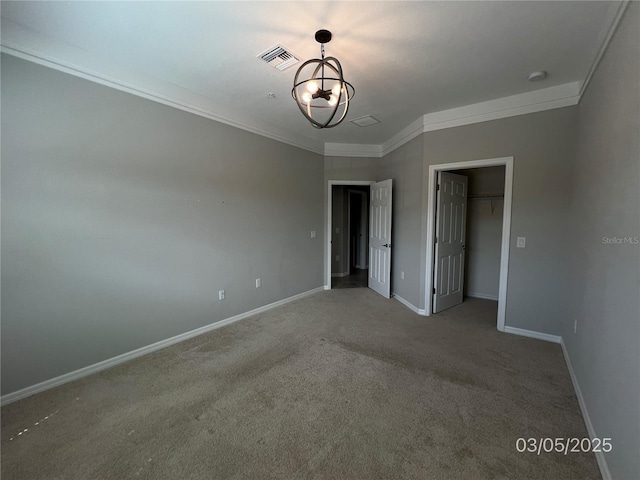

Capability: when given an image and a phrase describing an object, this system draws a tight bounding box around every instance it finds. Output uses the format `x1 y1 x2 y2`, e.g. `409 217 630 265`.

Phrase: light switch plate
310 230 316 238
517 237 526 248
255 278 261 288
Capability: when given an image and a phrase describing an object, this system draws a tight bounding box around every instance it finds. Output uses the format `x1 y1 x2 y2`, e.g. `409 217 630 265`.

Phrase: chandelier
291 30 355 129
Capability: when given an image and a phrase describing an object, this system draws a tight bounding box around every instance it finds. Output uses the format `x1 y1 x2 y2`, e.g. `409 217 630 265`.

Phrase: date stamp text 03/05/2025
516 438 612 456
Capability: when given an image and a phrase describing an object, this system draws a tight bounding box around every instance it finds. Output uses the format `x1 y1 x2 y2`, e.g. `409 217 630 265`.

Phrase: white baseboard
503 326 562 344
392 293 427 316
466 292 499 301
561 339 611 480
331 272 349 278
1 286 325 406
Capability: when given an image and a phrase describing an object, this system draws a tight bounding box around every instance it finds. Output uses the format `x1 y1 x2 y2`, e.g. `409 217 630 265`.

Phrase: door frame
424 157 513 331
326 180 375 289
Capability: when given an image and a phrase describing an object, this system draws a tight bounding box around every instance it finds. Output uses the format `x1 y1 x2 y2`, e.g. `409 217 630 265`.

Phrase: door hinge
436 184 440 191
435 237 438 244
433 287 436 294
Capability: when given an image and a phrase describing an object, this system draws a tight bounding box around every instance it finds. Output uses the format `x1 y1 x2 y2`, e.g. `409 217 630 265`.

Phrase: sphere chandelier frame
291 30 355 129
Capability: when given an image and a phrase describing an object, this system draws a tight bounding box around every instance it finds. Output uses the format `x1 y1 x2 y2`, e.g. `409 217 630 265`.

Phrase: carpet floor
1 289 600 479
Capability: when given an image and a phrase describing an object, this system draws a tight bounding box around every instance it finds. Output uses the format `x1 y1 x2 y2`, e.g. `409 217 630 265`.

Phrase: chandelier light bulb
307 81 319 93
328 94 338 106
301 92 312 103
331 84 341 96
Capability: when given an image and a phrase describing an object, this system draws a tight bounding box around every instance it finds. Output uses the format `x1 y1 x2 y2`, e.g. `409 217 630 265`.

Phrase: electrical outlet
401 271 405 280
335 227 340 234
218 290 225 300
335 255 339 261
310 230 316 238
573 318 577 334
255 278 262 288
517 237 526 248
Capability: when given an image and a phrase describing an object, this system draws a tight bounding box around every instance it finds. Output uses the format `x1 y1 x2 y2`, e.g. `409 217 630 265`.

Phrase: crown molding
420 82 581 134
325 116 426 158
380 116 426 157
2 6 624 161
327 1 627 159
0 20 325 156
579 0 629 99
0 41 583 161
328 82 581 158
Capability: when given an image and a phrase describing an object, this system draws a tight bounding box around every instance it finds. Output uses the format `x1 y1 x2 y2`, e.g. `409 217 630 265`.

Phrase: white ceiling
0 1 624 154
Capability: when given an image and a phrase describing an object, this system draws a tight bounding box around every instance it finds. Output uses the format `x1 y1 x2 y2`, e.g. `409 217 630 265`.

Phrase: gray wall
464 198 504 300
376 136 425 307
325 109 578 335
458 167 506 300
323 156 378 286
324 156 379 183
324 150 427 302
459 166 506 196
421 107 578 334
566 4 639 479
1 54 324 395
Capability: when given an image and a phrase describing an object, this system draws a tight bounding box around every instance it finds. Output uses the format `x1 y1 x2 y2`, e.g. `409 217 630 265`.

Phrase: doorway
325 180 374 290
457 166 506 302
432 167 506 312
330 185 370 289
425 157 513 331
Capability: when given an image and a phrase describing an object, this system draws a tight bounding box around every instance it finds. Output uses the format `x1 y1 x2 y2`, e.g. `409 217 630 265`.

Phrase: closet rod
468 194 504 199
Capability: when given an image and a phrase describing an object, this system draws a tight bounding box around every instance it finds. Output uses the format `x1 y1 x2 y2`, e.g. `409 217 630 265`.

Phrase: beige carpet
1 289 600 479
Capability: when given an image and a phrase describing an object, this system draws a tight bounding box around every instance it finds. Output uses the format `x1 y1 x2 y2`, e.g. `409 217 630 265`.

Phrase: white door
369 179 392 298
433 172 467 312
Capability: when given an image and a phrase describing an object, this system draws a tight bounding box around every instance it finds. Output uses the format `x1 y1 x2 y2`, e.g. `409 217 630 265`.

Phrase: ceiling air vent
257 45 299 71
350 115 381 127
